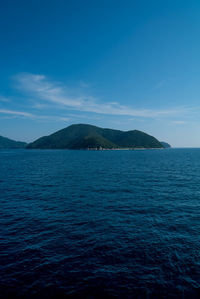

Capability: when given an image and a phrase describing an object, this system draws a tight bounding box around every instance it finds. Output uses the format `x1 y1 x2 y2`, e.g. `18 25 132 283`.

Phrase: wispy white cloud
15 73 187 118
171 120 187 125
34 115 70 122
0 109 34 117
31 102 51 109
0 96 10 102
0 108 71 123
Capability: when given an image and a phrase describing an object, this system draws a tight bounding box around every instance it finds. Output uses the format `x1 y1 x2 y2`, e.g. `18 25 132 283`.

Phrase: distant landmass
0 135 27 149
160 141 171 148
27 124 165 149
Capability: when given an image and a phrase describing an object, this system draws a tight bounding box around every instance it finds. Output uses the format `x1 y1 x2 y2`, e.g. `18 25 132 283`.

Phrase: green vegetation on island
27 124 164 149
160 141 171 148
0 135 27 149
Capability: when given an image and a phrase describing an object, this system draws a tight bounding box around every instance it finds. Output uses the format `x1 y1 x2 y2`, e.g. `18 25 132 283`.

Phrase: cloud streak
15 73 186 118
0 109 34 117
0 108 72 124
171 120 187 125
0 97 10 102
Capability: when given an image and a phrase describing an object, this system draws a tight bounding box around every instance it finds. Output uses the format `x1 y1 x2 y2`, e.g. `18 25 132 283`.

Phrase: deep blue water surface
1 149 200 298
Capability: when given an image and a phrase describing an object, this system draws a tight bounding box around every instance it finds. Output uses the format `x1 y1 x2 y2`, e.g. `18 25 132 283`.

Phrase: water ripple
1 149 200 298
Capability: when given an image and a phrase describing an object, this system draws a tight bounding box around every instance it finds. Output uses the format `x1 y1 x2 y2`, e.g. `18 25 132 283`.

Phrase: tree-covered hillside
160 141 171 148
0 136 27 149
27 124 164 149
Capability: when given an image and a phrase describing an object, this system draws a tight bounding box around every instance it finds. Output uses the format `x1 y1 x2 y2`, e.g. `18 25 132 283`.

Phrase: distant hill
0 135 27 149
160 141 171 148
27 124 164 149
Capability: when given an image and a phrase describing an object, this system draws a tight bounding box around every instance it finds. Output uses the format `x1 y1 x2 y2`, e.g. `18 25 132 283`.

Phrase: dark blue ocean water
1 149 200 298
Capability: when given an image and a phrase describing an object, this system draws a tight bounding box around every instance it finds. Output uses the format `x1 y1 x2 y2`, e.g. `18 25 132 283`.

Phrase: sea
1 148 200 298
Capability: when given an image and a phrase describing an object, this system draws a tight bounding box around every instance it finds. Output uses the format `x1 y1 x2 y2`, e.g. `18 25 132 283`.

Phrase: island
26 124 166 150
0 135 27 149
160 141 171 148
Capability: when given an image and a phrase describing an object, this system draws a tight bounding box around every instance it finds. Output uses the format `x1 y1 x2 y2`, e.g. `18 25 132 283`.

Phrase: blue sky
1 0 200 146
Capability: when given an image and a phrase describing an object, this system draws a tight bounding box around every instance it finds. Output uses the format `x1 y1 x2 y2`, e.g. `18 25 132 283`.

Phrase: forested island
0 135 27 149
0 124 171 150
26 124 168 150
